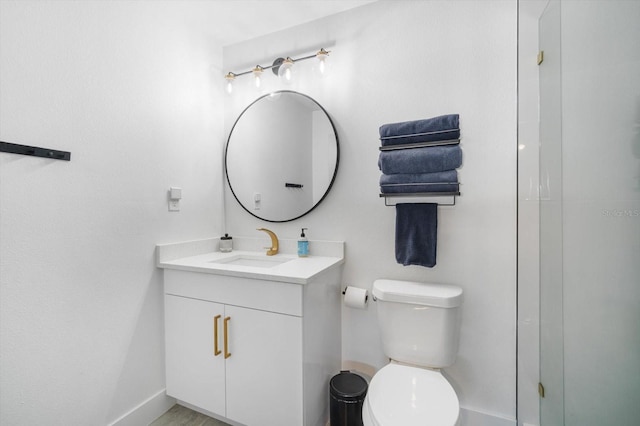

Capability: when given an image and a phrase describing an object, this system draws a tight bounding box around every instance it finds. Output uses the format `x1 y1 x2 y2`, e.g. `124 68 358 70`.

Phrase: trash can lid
330 371 368 401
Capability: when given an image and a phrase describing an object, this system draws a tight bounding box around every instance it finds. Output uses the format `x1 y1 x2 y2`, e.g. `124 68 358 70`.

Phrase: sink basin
209 254 292 268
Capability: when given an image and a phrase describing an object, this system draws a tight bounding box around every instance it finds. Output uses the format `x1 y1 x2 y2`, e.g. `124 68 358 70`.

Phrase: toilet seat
363 363 459 426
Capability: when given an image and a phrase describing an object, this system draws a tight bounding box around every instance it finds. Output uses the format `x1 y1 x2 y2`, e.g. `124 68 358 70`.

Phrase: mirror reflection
225 91 339 222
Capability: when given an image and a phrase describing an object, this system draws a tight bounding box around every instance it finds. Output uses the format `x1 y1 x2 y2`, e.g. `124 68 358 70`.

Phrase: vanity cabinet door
164 295 226 415
225 304 303 426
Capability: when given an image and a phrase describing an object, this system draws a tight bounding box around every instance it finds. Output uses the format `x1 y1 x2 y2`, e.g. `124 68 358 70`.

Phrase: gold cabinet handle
224 316 231 359
213 315 221 356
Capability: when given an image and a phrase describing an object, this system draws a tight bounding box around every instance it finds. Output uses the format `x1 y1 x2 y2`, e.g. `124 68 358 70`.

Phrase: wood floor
149 404 231 426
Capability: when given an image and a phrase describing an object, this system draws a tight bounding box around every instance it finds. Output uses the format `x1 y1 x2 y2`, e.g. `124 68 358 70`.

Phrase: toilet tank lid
373 279 463 308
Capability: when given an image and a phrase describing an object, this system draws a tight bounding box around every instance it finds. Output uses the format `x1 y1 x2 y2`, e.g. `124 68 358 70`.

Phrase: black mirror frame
224 90 340 223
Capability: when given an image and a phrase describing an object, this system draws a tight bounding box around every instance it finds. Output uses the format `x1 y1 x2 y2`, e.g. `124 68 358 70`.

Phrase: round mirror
225 91 339 222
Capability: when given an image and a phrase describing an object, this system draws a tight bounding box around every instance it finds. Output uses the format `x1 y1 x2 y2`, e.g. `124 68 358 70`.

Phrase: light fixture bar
224 48 330 80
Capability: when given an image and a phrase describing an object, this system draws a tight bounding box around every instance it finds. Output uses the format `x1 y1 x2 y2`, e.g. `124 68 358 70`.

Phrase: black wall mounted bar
0 141 71 161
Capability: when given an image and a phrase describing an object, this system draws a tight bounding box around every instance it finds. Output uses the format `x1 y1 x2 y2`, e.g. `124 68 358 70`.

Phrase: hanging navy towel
395 203 437 268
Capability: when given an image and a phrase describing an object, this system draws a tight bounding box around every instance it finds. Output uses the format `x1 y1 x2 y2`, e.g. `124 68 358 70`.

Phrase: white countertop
156 237 345 285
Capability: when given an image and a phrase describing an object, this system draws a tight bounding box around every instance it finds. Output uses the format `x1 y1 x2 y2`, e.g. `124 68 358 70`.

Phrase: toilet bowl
362 363 459 426
363 279 463 426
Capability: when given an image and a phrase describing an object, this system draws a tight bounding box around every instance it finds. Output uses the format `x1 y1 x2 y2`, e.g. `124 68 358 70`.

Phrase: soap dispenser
298 228 309 257
220 233 233 252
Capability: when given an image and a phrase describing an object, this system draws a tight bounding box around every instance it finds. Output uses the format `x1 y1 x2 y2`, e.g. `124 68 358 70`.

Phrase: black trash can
329 370 368 426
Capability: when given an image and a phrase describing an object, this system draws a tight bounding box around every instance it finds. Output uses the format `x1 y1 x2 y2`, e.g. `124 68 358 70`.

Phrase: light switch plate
169 187 181 211
169 187 182 200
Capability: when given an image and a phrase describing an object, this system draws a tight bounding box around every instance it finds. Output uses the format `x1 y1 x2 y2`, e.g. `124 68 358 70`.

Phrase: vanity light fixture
315 48 329 77
224 48 331 94
252 65 264 89
277 57 295 84
224 72 236 94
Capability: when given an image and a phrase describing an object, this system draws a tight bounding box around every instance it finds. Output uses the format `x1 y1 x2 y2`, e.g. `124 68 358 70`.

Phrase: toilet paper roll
343 286 369 309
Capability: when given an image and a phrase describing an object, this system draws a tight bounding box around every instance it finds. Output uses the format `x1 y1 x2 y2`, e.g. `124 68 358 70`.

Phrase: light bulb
277 57 295 85
252 65 264 90
224 72 235 95
314 48 330 78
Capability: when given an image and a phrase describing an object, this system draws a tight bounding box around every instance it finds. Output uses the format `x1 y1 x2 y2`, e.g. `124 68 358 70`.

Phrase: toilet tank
373 279 463 368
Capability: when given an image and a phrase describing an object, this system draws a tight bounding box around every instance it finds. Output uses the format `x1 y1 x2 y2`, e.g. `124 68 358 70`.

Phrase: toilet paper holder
342 287 372 303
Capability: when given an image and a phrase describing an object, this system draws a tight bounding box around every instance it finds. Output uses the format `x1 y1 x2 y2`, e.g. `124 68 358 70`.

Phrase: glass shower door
538 1 564 424
538 1 640 424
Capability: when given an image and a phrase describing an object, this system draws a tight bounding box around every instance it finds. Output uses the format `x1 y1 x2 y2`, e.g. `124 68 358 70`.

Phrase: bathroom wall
223 1 517 424
0 1 223 424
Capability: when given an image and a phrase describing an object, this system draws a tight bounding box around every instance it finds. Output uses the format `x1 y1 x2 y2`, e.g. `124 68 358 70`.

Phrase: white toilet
362 279 463 426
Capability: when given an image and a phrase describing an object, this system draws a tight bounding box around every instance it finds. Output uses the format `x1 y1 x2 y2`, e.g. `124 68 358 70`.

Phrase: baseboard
459 407 517 426
107 389 176 426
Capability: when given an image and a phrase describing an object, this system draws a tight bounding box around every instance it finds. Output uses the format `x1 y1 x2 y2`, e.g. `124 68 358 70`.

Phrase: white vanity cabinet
162 262 342 426
165 293 302 425
164 295 226 416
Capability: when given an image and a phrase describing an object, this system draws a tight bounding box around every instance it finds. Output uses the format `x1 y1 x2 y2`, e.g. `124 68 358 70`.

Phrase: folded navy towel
378 145 462 175
380 170 459 194
395 203 437 268
382 183 459 194
380 170 458 185
380 114 459 147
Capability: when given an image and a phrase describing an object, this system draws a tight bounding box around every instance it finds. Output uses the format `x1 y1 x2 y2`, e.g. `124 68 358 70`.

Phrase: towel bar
379 128 460 140
380 192 459 207
378 139 460 151
1 141 71 161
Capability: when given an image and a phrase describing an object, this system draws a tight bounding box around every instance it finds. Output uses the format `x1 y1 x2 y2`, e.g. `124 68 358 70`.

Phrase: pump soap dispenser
297 228 309 257
220 233 233 252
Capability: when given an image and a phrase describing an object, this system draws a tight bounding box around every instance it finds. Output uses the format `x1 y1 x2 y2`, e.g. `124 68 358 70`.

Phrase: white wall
223 1 517 423
0 1 224 424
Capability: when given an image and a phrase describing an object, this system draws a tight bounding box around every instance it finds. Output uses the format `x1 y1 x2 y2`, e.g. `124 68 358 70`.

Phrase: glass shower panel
538 0 564 424
560 1 640 424
539 0 640 424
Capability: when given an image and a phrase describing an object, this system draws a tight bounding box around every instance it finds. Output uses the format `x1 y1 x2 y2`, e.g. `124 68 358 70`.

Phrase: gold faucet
257 228 279 256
